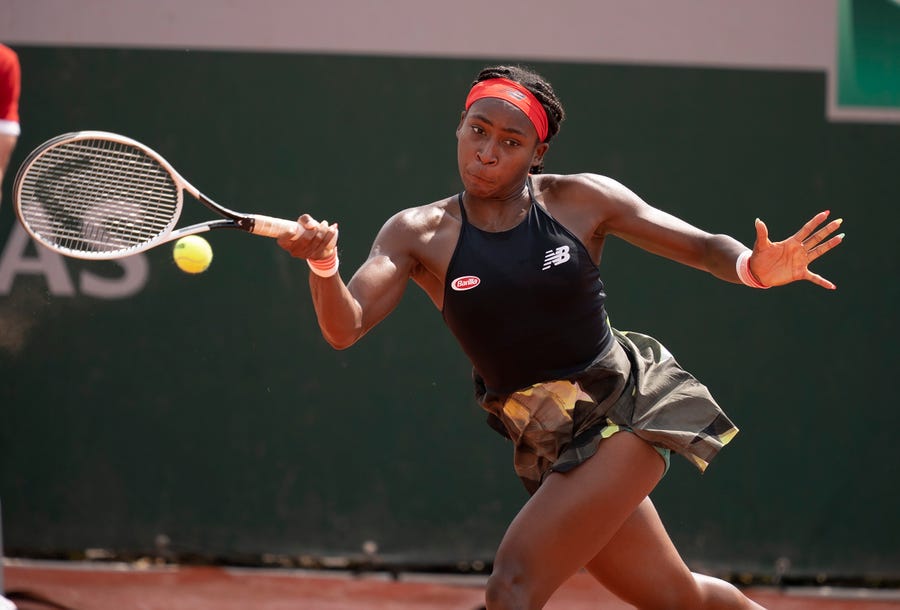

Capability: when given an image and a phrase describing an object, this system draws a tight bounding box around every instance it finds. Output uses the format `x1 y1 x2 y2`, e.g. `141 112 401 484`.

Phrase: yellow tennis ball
173 235 213 274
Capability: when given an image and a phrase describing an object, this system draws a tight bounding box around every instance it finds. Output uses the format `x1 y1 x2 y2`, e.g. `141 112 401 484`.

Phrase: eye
504 139 521 147
471 125 485 135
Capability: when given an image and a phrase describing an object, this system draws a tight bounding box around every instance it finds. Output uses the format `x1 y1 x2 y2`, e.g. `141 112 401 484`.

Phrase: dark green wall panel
1 47 897 576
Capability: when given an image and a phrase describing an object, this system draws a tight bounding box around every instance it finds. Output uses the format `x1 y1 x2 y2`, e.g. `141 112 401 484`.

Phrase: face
456 97 548 199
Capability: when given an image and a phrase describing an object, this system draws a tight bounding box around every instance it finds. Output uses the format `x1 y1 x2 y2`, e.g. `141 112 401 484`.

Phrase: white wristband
735 250 768 289
307 250 339 278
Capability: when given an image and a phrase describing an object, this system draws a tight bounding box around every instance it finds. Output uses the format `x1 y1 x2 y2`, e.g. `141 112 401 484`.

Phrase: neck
462 181 532 232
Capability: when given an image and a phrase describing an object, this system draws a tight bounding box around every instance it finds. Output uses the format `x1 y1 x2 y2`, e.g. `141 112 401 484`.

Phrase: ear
456 110 467 134
532 142 549 167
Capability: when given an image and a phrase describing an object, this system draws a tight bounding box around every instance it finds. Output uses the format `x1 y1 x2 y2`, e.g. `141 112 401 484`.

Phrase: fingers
753 217 770 248
806 269 837 291
751 211 844 290
799 213 842 289
806 228 845 262
803 215 843 248
298 213 318 230
794 210 831 242
276 214 340 259
326 223 339 251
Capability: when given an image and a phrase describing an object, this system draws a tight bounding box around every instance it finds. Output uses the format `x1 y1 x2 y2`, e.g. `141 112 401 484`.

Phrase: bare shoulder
382 195 458 236
533 172 631 205
370 195 461 302
370 195 461 259
530 174 640 240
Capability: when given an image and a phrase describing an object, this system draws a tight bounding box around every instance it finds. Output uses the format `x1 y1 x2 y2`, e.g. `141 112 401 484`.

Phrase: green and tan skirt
474 328 739 494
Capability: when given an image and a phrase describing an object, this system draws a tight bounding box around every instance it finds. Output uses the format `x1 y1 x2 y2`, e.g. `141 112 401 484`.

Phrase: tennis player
279 65 843 610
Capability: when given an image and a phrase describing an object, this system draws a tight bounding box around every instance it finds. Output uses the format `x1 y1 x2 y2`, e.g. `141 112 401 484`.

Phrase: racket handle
248 214 301 238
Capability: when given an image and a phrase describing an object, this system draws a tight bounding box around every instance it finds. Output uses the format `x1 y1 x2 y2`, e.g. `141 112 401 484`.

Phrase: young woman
277 65 843 610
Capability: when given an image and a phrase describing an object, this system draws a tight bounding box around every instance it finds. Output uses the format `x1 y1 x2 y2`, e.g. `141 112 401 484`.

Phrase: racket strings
18 139 181 254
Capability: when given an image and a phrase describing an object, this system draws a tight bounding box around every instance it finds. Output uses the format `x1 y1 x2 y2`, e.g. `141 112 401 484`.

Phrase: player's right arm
279 210 419 350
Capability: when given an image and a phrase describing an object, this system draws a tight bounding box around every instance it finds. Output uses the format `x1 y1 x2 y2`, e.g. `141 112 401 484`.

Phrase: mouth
465 170 494 186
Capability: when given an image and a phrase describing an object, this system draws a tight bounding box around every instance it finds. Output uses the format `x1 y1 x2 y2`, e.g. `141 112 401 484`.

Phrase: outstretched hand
749 211 844 290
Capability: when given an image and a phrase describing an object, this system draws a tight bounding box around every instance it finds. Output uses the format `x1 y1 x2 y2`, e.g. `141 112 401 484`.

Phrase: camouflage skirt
474 328 739 494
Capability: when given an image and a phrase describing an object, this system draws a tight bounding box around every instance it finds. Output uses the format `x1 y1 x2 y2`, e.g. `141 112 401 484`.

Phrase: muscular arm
581 174 747 283
284 210 423 350
557 173 842 289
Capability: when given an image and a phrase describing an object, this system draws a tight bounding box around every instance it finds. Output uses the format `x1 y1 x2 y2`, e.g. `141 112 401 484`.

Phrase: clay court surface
5 560 900 610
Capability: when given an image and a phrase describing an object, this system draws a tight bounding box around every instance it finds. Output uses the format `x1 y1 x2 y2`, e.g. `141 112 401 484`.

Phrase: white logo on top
542 245 571 270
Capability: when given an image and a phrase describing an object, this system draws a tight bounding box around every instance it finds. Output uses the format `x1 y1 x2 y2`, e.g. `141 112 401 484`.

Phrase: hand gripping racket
13 130 302 259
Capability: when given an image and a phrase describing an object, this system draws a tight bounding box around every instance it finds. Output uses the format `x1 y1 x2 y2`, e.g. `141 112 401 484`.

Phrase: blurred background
0 0 897 584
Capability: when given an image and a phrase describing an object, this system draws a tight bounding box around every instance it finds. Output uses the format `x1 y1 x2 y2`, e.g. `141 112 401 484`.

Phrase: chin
462 184 494 199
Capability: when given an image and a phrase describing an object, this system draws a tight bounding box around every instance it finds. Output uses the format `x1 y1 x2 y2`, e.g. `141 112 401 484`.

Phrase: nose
476 141 498 165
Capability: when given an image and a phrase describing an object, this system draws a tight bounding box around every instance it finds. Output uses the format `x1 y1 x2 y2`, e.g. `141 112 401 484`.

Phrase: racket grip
249 214 301 238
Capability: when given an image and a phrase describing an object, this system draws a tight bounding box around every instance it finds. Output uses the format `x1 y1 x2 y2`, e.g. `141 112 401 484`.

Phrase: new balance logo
542 245 571 270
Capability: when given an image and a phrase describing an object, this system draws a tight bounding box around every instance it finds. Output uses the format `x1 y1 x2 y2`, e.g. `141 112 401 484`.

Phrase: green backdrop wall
1 47 897 578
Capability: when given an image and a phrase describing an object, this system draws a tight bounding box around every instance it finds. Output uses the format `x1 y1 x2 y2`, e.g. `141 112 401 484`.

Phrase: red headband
465 78 549 142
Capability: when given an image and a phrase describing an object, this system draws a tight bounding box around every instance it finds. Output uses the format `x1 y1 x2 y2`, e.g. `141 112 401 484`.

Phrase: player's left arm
583 174 844 289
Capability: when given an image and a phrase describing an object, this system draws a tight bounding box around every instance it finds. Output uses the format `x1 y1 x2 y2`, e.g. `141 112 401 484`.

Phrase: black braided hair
471 65 566 173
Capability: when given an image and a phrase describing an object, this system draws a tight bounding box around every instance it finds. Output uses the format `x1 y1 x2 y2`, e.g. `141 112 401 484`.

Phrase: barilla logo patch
451 275 481 291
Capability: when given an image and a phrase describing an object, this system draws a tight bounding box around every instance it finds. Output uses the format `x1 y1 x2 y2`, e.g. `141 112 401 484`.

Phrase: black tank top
442 178 613 394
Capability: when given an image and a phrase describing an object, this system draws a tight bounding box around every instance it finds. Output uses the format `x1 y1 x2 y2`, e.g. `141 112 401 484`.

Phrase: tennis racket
12 130 303 259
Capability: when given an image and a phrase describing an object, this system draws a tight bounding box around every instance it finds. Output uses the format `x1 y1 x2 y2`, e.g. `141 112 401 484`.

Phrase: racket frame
13 130 298 260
